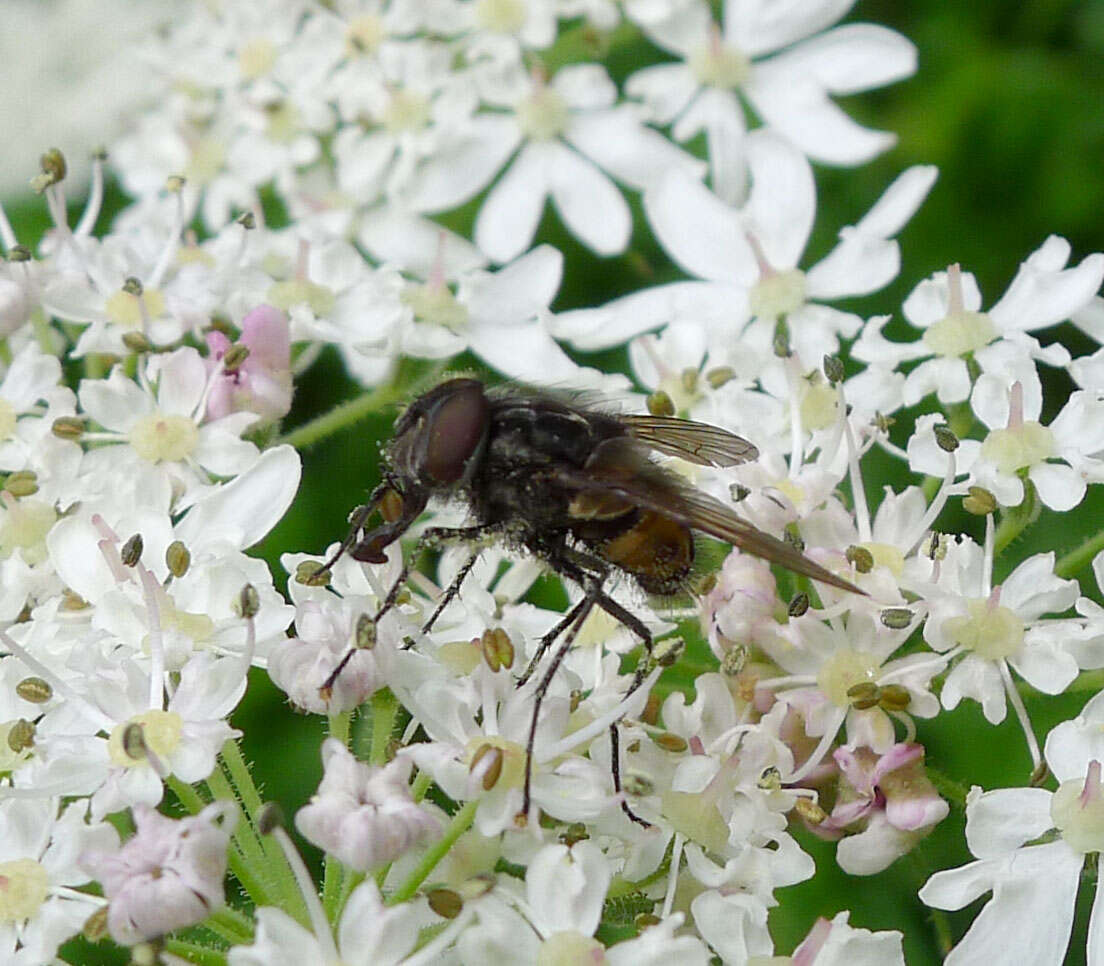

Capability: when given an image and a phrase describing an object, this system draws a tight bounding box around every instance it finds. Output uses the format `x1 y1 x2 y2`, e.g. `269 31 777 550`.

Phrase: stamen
662 832 683 920
1000 660 1041 770
138 567 166 711
75 154 105 237
0 627 113 731
945 263 964 314
540 667 660 760
785 708 847 783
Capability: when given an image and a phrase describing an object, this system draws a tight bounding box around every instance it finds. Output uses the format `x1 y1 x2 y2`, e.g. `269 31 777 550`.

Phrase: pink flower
206 304 292 421
816 743 948 875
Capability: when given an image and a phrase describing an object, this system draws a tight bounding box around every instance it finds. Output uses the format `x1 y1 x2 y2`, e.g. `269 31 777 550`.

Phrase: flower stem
387 798 478 905
369 688 399 766
278 359 445 450
1056 530 1104 579
924 765 968 809
164 937 229 966
993 480 1037 555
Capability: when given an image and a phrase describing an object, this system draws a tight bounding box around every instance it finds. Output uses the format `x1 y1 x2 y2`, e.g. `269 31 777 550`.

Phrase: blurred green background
3 1 1102 963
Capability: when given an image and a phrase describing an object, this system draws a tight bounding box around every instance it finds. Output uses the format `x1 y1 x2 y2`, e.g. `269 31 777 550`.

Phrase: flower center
689 41 751 89
980 422 1056 475
186 137 227 184
464 736 526 790
0 398 16 440
267 278 336 317
799 381 840 432
475 0 527 34
265 101 301 143
109 710 184 767
661 788 730 854
0 496 57 564
238 37 276 79
749 269 806 320
346 15 384 54
943 598 1024 660
922 308 996 358
862 542 905 577
517 87 569 141
401 283 469 331
384 90 430 133
537 931 606 966
817 648 881 708
1051 763 1104 854
0 858 49 923
129 411 199 463
104 288 167 330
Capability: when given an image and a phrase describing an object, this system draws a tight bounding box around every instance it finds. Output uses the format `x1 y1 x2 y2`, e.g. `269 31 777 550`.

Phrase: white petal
963 787 1056 858
404 115 521 213
854 165 939 237
526 841 609 936
1030 462 1086 512
547 143 631 257
565 107 705 191
743 130 815 268
1009 639 1079 695
990 241 1104 332
463 245 562 326
78 368 150 432
1001 553 1078 619
733 0 856 57
625 63 699 125
1089 858 1104 966
1073 296 1104 342
902 357 971 407
645 168 756 283
552 63 617 110
1046 711 1104 783
551 281 748 350
940 843 1080 966
474 144 550 264
760 24 917 95
806 233 899 299
176 446 301 551
690 891 771 962
746 68 896 166
357 207 485 280
468 323 583 386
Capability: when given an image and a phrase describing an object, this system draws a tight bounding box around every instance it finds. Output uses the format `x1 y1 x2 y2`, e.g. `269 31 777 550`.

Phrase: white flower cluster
0 0 1101 964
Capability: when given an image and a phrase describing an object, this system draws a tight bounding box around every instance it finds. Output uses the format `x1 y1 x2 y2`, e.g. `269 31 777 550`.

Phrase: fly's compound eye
421 381 489 485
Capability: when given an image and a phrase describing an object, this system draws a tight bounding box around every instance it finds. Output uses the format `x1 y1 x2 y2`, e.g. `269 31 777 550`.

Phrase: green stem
328 709 352 746
370 688 399 766
930 906 954 957
278 383 405 450
207 906 255 944
322 855 346 924
168 775 210 816
993 480 1037 556
1056 530 1104 579
221 740 267 824
387 799 478 905
278 359 446 451
219 743 299 900
163 938 229 966
411 769 433 803
925 765 969 810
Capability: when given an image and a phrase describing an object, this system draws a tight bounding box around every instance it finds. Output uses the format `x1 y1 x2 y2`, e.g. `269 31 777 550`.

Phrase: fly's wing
622 414 759 467
557 439 864 595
